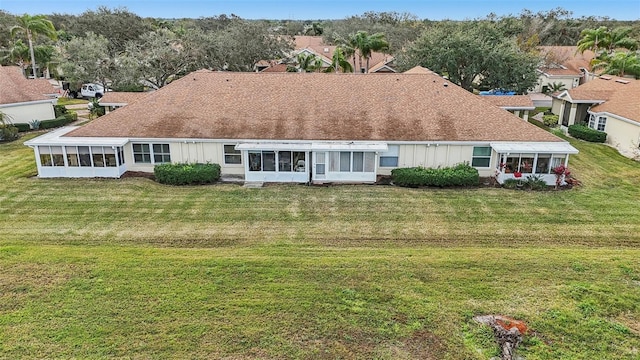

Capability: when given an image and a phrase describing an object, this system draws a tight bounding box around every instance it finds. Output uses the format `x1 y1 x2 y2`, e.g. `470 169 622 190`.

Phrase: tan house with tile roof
25 70 577 184
260 36 396 74
535 46 596 93
0 65 56 125
552 75 640 158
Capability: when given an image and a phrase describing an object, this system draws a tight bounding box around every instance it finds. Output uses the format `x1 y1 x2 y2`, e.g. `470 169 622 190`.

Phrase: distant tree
592 51 640 79
202 20 293 72
296 52 323 72
542 81 567 95
325 47 353 73
304 22 323 36
59 32 112 90
10 14 57 78
3 39 54 77
120 28 200 89
577 26 638 54
398 21 540 93
335 31 389 73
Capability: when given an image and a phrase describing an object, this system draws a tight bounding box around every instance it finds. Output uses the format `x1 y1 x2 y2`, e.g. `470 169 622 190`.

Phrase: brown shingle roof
99 91 150 105
480 95 534 108
0 65 52 104
67 70 562 143
538 46 595 75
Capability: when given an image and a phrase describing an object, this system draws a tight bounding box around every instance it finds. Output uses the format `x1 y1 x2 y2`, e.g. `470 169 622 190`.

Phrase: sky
1 0 639 20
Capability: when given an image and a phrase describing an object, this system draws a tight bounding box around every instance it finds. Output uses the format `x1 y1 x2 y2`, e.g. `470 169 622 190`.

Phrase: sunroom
491 142 579 185
236 141 387 183
24 127 128 178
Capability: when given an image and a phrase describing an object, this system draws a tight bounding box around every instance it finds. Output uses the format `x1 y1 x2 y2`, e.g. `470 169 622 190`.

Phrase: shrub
54 104 68 118
391 163 479 188
568 124 606 143
524 174 548 191
0 124 19 141
39 115 75 129
502 178 519 189
154 163 221 185
542 114 559 127
14 123 31 132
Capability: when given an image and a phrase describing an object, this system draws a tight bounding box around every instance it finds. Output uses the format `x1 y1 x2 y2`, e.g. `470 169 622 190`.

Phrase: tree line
0 6 638 93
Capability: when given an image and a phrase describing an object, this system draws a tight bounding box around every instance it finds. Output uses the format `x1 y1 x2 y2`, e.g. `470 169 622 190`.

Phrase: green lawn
1 134 639 359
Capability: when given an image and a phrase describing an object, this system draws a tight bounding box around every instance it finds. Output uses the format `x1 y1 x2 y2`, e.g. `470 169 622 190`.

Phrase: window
66 146 79 167
92 146 105 167
316 152 325 175
133 144 151 163
249 151 262 171
117 147 124 166
279 151 292 172
328 151 376 172
536 154 551 174
78 146 91 166
39 146 53 166
133 143 169 164
471 146 491 167
379 145 399 167
51 146 64 166
588 114 596 129
262 151 276 171
224 145 241 164
153 144 171 163
597 117 606 131
520 154 534 174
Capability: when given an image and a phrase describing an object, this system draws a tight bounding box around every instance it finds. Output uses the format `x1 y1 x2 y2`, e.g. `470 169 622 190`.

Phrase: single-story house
552 75 640 158
479 95 535 121
0 65 56 125
25 70 578 185
98 91 151 113
535 46 596 93
259 36 396 74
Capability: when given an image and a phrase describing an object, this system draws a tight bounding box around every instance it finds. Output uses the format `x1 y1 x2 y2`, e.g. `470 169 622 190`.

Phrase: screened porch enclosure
237 142 387 183
491 142 579 185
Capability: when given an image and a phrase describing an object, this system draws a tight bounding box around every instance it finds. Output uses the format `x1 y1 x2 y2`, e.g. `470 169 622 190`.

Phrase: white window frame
153 144 171 164
224 144 242 165
471 146 492 168
379 145 399 167
133 143 170 164
597 116 606 132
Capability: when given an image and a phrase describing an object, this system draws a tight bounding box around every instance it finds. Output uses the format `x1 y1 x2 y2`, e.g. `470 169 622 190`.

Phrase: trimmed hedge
154 163 221 185
568 124 606 143
391 163 479 188
542 114 559 127
54 104 68 118
14 123 31 132
15 113 78 132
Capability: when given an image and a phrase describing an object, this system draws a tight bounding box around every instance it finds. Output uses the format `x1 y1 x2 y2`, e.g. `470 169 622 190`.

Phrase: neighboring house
552 75 640 158
25 70 577 185
0 65 56 124
99 92 151 113
480 95 535 121
535 46 596 93
260 36 396 73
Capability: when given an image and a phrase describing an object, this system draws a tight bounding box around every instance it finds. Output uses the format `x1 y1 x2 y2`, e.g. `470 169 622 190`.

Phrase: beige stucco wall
551 98 562 115
0 101 55 124
602 115 640 159
378 144 496 177
536 75 579 93
124 141 245 175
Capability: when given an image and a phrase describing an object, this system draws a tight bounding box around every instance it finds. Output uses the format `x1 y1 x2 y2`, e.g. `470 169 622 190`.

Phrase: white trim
24 127 128 147
236 141 388 152
490 142 578 154
587 110 640 127
0 99 55 108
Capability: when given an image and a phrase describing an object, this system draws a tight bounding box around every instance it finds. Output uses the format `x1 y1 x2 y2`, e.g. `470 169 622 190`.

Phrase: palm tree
4 40 55 77
296 52 323 72
577 26 638 54
592 51 640 79
354 31 389 73
336 34 359 73
10 14 57 78
577 26 610 54
607 27 638 53
325 47 353 73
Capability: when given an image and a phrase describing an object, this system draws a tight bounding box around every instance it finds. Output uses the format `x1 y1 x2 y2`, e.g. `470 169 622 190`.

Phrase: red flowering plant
552 164 571 189
513 169 523 185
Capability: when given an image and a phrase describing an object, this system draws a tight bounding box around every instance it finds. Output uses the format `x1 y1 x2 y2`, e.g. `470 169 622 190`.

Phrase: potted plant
513 170 523 188
552 164 571 189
